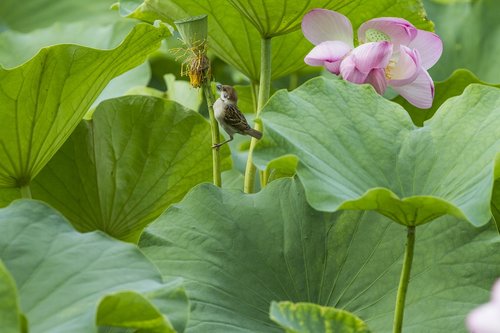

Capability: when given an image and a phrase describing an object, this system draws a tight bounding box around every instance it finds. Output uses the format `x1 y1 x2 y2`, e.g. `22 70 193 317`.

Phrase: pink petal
302 9 354 47
325 61 342 74
351 41 393 73
466 280 500 333
407 30 443 69
340 54 368 84
492 280 500 303
304 41 352 74
366 68 388 94
391 68 434 109
358 17 417 47
388 45 421 86
467 303 500 333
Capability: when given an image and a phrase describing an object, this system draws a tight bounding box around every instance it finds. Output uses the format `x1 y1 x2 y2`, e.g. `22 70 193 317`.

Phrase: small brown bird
212 84 262 149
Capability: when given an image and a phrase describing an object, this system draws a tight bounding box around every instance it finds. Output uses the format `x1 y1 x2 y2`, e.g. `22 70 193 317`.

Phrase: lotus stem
174 15 222 187
203 84 222 187
244 37 271 193
393 225 416 333
20 184 32 199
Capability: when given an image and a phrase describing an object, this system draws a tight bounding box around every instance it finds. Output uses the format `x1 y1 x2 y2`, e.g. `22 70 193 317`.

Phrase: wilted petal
340 54 368 84
366 68 388 94
302 9 354 47
304 40 352 74
351 41 393 73
392 68 434 109
389 46 420 86
407 29 443 69
358 17 417 46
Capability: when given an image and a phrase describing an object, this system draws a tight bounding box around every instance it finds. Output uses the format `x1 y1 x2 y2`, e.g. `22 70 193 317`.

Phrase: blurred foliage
0 0 118 32
425 0 500 83
394 69 500 126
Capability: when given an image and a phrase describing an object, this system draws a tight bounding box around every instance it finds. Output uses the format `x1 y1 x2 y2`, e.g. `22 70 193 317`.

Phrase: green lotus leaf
265 155 299 183
0 188 20 208
117 0 432 81
221 169 245 191
492 179 500 233
31 96 231 242
394 69 500 126
254 77 500 227
164 74 203 111
0 200 188 333
97 287 188 332
0 21 138 68
0 21 154 111
270 301 370 333
93 63 151 111
0 260 24 333
0 0 118 32
124 86 166 98
227 0 432 37
0 23 170 189
139 178 500 332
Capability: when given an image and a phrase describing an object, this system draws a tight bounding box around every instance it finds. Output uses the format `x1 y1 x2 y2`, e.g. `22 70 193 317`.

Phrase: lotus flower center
365 29 390 42
385 59 397 80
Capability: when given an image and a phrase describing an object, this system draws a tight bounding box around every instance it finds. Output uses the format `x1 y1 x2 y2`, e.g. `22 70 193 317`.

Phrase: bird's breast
213 98 225 121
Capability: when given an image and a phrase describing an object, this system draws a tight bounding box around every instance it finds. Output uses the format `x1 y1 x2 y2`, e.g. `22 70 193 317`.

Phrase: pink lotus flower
302 9 443 109
467 279 500 333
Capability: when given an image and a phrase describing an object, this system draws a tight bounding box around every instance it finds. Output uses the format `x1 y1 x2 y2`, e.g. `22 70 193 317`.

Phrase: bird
212 84 262 149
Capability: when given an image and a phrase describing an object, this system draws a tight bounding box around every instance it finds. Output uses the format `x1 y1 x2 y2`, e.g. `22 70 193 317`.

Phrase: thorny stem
244 37 271 193
203 84 222 187
393 225 416 333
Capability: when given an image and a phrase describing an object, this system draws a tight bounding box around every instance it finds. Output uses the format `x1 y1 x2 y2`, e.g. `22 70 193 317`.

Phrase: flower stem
20 183 32 199
289 72 299 90
244 37 271 193
393 225 416 333
203 84 222 187
250 81 259 113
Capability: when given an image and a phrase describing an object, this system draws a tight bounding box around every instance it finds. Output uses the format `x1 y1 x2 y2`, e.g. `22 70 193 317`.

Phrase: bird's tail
246 128 263 139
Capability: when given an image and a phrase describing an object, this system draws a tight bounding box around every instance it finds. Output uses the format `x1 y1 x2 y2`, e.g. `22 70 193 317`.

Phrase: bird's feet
212 138 232 150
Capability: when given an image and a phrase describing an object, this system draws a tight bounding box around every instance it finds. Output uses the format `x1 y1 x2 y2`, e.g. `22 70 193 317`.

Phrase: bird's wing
224 104 251 132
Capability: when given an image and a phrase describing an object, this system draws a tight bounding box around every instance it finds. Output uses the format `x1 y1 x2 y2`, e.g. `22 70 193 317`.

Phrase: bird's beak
216 83 222 92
